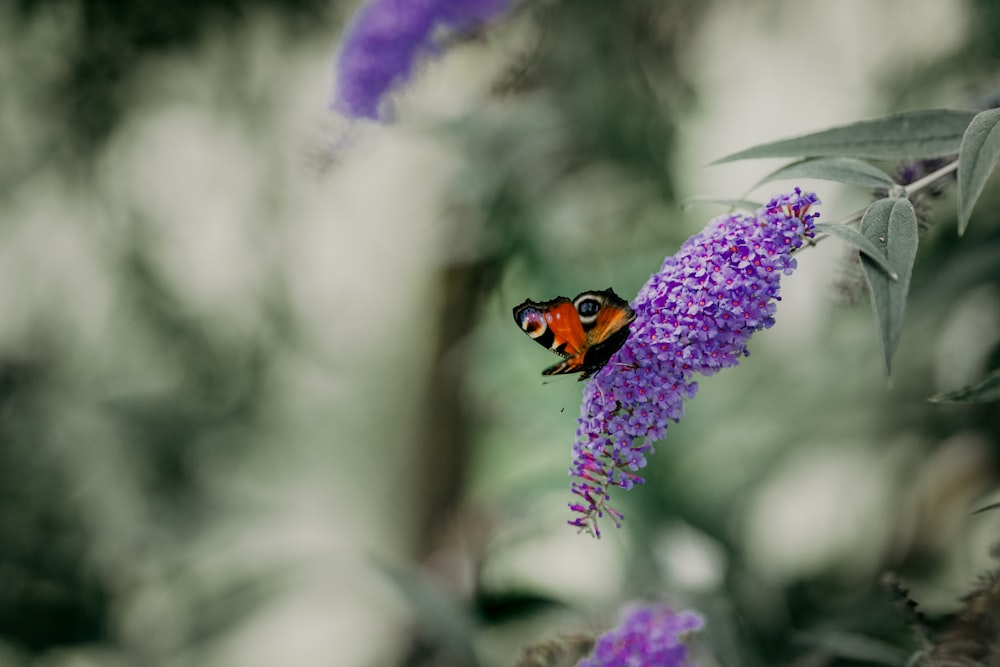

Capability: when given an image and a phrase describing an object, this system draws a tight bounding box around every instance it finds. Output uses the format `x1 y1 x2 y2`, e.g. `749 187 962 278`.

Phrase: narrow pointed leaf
755 157 897 189
859 197 919 376
815 222 898 279
682 196 763 212
928 366 1000 403
973 500 1000 514
714 109 976 163
957 108 1000 235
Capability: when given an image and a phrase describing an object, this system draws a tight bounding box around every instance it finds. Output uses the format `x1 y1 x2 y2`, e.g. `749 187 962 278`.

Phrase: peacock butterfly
513 288 636 379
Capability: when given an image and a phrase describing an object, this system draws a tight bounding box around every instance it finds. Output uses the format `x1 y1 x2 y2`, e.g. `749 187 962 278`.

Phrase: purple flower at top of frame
332 0 513 121
577 603 705 667
569 189 820 537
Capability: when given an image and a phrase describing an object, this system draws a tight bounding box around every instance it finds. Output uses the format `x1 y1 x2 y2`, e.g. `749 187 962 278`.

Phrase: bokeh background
4 0 1000 666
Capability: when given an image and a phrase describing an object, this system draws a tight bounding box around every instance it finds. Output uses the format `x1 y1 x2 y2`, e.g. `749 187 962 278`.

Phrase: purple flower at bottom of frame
569 189 820 537
332 0 513 121
577 603 705 667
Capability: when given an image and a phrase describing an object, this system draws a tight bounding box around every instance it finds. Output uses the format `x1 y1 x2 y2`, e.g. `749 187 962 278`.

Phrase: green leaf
957 108 1000 235
755 157 897 189
814 222 898 279
973 500 1000 514
928 366 1000 403
681 196 763 212
859 197 919 376
714 109 976 163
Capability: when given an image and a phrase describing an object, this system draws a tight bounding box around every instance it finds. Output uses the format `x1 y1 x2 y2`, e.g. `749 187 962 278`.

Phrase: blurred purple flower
578 603 705 667
569 189 820 537
332 0 513 120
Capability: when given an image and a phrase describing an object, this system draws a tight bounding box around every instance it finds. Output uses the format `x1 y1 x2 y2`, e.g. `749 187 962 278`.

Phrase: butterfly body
513 288 636 379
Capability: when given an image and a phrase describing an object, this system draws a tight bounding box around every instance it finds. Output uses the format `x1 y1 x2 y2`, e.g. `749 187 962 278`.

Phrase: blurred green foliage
12 0 330 153
3 0 1000 666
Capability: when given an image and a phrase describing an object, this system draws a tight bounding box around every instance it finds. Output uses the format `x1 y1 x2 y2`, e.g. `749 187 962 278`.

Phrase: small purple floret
332 0 513 120
578 603 705 667
570 189 820 537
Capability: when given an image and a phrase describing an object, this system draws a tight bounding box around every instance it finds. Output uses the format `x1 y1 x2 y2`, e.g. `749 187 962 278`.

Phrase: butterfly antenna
592 375 609 406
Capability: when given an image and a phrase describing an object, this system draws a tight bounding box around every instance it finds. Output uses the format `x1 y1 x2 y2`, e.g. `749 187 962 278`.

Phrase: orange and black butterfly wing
573 289 637 377
513 297 590 375
581 289 636 345
514 288 637 378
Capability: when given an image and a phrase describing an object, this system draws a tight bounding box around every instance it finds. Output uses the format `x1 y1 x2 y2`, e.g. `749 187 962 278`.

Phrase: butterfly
513 288 636 379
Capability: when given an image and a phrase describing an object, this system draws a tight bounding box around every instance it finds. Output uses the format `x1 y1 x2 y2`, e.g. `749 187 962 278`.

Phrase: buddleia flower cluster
577 603 704 667
570 189 820 537
332 0 513 121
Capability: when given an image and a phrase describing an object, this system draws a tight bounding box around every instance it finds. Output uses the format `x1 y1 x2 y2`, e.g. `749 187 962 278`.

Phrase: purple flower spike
333 0 513 121
578 603 705 667
570 189 820 537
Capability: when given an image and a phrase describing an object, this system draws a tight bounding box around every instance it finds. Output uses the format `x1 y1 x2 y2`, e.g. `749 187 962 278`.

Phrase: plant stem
811 157 958 243
903 159 959 197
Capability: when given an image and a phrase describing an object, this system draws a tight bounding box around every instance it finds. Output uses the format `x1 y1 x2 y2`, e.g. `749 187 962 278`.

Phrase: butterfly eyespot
517 309 548 338
577 298 601 316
